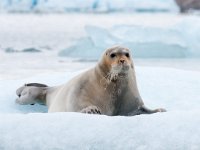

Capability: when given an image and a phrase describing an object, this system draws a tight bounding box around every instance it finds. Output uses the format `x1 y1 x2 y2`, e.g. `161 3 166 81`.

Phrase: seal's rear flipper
16 85 26 97
16 83 48 105
25 83 48 87
16 83 48 97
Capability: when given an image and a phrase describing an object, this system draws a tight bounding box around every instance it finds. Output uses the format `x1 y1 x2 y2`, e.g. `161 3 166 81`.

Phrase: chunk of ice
60 18 200 59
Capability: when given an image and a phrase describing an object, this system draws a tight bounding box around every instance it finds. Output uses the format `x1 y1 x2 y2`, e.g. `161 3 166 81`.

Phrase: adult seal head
16 46 166 116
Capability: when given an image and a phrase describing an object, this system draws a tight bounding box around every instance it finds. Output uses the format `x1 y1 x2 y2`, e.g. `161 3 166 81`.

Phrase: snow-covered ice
0 67 200 149
0 0 178 13
1 111 200 150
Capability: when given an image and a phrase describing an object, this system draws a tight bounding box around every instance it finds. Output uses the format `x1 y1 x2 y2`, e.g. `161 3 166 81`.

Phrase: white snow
0 0 178 13
1 111 200 150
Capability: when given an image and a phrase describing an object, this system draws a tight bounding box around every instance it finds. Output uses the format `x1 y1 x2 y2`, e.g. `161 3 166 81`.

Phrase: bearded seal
16 46 166 116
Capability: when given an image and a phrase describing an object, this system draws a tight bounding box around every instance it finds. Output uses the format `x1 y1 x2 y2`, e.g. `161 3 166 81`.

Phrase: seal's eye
110 53 116 58
125 53 130 58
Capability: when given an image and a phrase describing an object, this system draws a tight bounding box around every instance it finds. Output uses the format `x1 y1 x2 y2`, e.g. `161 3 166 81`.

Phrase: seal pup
16 46 166 116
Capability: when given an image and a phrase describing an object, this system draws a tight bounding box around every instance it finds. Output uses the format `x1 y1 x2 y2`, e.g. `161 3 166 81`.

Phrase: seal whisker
100 72 113 90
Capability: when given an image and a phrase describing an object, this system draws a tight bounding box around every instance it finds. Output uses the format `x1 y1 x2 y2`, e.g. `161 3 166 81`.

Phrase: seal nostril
120 60 125 64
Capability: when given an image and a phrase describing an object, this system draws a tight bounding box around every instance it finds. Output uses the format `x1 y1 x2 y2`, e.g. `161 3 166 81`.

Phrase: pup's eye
110 53 116 58
125 53 130 58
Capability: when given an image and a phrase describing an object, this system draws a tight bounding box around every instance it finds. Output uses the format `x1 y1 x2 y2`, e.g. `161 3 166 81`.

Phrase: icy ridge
60 18 200 59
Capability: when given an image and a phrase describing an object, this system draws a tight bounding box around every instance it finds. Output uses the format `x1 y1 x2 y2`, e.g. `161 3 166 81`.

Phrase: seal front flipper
80 106 102 114
128 105 166 116
139 105 166 113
